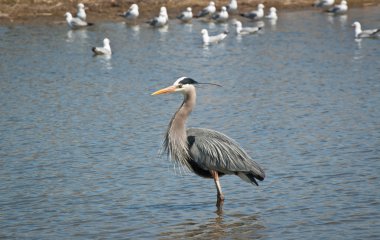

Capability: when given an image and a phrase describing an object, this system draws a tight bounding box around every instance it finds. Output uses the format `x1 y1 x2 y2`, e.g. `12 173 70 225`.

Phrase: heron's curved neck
170 89 196 135
164 88 196 169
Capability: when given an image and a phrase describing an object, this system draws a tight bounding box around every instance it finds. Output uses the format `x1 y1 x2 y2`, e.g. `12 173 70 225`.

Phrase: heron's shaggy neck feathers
164 88 196 170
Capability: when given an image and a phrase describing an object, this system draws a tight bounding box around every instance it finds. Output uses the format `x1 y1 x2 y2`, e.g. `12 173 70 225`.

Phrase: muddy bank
0 0 379 24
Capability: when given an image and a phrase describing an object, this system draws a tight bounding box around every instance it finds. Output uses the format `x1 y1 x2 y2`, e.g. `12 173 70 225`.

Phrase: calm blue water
1 6 379 239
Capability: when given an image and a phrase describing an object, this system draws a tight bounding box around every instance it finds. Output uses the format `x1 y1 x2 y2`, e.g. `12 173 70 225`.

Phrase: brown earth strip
0 0 378 24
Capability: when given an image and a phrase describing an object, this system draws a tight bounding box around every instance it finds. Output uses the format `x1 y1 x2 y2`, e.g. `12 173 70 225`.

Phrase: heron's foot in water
216 194 225 209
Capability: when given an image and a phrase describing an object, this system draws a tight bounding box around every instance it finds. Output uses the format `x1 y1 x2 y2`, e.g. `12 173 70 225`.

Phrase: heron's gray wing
187 128 265 183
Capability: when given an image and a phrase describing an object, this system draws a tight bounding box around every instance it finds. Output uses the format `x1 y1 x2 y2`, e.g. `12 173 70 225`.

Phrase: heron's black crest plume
178 77 223 88
178 77 198 85
197 82 223 88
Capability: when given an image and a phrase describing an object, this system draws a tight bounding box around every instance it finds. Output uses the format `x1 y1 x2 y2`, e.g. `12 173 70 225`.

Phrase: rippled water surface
1 7 380 239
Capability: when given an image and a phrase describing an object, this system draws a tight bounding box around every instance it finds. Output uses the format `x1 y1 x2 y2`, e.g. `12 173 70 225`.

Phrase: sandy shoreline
0 0 379 24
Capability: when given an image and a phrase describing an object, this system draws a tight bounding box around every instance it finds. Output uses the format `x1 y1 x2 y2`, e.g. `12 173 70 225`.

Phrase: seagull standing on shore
147 6 169 27
265 7 278 20
226 0 238 13
64 12 93 29
201 29 228 45
212 6 229 23
240 4 265 21
352 21 380 38
92 38 112 55
196 1 216 18
233 20 261 35
326 0 348 14
120 3 139 20
177 7 193 23
76 3 87 21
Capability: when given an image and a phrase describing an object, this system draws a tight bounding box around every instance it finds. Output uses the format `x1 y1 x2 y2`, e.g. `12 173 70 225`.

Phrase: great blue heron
152 77 265 209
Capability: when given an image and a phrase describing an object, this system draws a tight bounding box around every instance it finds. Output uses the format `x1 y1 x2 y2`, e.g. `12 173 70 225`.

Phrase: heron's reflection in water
159 211 265 239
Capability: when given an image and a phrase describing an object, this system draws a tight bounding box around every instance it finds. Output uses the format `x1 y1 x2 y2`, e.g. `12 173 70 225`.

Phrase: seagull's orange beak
151 85 177 95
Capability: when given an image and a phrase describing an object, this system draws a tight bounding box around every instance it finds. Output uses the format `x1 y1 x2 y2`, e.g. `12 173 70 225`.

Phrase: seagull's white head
64 12 72 18
351 21 361 28
103 38 110 46
160 6 167 14
234 20 242 27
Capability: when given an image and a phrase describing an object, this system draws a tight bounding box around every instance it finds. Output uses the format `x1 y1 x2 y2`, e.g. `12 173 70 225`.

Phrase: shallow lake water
1 6 380 239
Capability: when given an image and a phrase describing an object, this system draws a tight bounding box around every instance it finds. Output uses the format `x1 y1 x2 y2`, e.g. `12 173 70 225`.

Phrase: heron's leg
211 170 224 208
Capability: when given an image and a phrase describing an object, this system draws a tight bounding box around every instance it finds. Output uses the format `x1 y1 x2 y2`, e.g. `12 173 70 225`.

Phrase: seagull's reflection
183 22 193 33
66 29 88 43
158 25 169 33
326 14 347 28
337 14 347 27
352 38 363 62
267 19 277 30
93 54 113 70
126 24 140 37
255 20 265 29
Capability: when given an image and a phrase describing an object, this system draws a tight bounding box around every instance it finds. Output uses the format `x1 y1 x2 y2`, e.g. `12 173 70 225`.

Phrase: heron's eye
178 84 183 88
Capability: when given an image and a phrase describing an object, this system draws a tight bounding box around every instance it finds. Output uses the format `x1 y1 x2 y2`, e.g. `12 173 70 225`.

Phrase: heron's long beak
151 85 176 95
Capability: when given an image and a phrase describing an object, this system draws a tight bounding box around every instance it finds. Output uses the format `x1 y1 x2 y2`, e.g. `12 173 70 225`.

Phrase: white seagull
76 3 87 21
352 21 380 38
147 6 169 27
120 3 139 20
233 20 261 35
240 3 265 20
226 0 238 13
212 6 229 23
196 1 216 18
265 7 278 20
326 0 348 14
201 29 228 45
92 38 112 56
313 0 335 8
64 12 93 29
177 7 193 23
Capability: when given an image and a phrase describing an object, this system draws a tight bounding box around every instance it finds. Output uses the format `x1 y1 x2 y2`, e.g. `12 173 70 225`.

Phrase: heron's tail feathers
237 171 265 186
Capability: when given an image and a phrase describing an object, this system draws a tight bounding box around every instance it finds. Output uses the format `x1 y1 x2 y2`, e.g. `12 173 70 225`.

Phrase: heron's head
152 77 198 96
77 3 84 9
152 77 222 96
